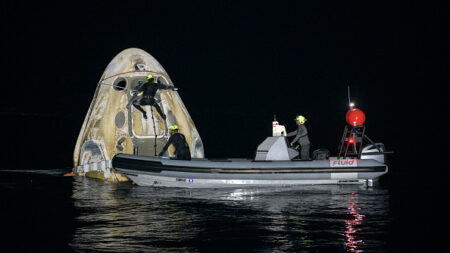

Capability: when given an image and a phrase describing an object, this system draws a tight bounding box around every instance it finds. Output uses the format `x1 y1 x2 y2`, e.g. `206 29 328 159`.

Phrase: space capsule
73 48 204 181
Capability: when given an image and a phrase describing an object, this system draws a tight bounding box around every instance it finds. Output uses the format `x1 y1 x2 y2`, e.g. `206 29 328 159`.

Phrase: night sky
1 1 448 183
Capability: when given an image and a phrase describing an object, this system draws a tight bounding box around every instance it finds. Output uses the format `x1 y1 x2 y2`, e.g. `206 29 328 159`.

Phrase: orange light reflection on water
345 193 365 252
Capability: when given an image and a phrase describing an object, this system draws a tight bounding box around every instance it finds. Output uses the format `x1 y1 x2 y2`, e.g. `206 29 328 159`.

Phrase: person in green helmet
131 74 176 120
158 124 191 160
287 115 311 160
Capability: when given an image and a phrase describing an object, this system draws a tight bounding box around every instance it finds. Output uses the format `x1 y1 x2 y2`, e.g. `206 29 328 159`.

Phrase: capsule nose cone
101 48 171 82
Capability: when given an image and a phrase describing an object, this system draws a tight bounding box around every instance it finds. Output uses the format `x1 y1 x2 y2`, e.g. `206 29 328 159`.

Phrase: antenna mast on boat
347 85 354 109
347 85 351 108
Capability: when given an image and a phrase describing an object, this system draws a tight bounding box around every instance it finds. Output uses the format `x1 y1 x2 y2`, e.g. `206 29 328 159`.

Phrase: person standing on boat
158 125 191 160
130 74 176 120
287 115 311 160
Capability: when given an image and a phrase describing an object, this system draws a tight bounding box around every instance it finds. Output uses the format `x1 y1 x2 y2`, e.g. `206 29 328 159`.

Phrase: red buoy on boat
346 108 366 126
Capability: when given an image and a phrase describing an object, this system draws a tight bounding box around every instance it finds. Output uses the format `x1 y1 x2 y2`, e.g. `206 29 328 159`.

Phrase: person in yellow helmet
131 74 176 120
158 124 191 160
287 115 311 160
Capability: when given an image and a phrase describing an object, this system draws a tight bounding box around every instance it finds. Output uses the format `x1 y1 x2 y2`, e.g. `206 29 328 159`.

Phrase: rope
150 107 158 156
101 70 170 82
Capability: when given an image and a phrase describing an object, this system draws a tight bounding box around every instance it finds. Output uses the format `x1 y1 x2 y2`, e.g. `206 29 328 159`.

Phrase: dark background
2 1 448 175
0 1 448 251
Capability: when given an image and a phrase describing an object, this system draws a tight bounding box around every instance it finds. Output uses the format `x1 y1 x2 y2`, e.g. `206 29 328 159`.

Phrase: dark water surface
0 170 443 252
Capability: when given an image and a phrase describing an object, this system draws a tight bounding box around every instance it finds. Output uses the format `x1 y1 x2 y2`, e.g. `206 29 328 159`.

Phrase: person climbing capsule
131 74 177 120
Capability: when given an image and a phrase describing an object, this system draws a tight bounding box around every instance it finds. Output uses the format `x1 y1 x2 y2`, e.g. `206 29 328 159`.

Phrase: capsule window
113 77 127 91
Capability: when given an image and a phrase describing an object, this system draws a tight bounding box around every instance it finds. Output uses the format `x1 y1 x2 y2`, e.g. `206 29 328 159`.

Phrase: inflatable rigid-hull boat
112 153 388 188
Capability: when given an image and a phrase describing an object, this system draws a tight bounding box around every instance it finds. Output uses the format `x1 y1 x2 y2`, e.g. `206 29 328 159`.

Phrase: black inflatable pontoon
113 137 388 188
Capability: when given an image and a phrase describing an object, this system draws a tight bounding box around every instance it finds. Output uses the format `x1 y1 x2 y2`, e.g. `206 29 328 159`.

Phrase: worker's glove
131 89 141 96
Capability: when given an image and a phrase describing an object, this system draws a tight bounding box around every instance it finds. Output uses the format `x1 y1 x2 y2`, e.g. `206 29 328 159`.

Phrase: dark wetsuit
132 80 174 119
287 124 311 160
158 133 191 160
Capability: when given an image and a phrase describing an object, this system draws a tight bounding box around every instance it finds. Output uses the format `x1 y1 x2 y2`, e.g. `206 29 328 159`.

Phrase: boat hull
112 154 388 188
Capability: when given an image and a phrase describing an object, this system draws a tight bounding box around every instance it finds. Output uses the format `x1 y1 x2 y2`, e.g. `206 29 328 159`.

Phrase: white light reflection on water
69 177 389 252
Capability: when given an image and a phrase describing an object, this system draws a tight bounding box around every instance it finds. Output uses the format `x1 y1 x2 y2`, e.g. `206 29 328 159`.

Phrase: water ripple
67 177 391 252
